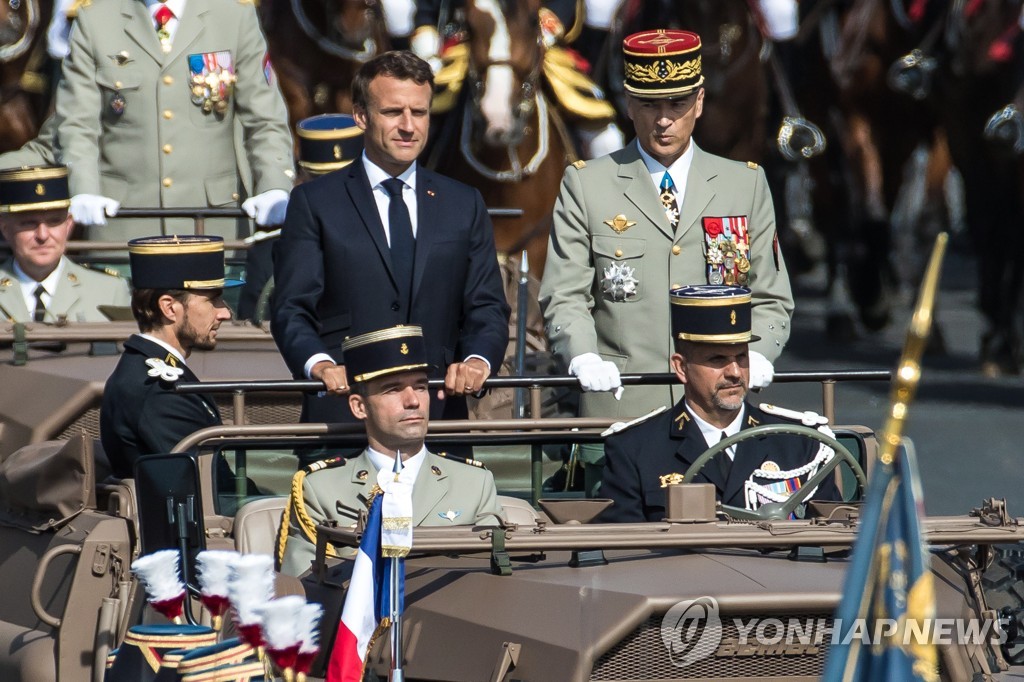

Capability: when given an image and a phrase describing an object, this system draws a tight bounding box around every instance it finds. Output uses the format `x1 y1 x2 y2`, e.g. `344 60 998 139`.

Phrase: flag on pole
326 461 414 682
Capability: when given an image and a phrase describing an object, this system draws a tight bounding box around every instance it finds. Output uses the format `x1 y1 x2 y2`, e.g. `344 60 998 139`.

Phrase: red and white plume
131 549 186 621
196 550 239 627
227 554 275 647
257 596 308 673
296 602 324 675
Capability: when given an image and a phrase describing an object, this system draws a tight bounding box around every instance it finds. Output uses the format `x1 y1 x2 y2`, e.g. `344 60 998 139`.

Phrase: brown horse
259 0 389 130
428 0 573 278
0 0 52 152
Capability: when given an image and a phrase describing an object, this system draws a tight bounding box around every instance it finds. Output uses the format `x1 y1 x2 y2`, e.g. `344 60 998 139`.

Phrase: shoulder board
746 161 758 170
571 159 586 170
435 451 487 469
67 0 91 16
601 405 669 437
758 403 828 426
237 0 255 5
87 265 123 278
303 456 348 474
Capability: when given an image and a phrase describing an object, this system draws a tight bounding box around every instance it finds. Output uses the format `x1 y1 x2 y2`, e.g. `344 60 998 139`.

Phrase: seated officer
100 235 242 479
601 285 839 522
0 166 128 323
279 324 503 577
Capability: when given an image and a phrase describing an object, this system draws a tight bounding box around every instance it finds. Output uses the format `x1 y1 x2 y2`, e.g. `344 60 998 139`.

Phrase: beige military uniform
0 117 58 170
279 450 503 576
55 0 294 242
540 142 795 420
0 257 130 322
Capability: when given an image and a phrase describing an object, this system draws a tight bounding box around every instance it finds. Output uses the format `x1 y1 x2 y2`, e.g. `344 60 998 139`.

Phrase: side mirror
134 453 206 622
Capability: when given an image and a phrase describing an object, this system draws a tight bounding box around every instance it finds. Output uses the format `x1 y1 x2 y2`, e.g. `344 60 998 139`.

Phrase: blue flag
822 441 938 681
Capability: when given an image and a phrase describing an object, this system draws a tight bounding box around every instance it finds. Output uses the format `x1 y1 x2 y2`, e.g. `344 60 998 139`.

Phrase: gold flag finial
877 232 948 466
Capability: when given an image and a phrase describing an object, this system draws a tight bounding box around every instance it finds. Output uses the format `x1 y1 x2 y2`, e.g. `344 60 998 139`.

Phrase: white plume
298 603 323 653
196 550 239 598
227 554 275 625
131 550 185 603
256 596 307 650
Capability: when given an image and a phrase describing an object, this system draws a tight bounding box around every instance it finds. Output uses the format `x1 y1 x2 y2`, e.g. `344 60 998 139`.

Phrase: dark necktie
715 431 732 481
660 171 679 231
33 284 46 323
382 177 415 314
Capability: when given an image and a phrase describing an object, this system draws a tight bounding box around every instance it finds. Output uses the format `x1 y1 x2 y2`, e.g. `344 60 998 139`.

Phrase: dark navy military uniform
601 400 840 523
100 335 221 478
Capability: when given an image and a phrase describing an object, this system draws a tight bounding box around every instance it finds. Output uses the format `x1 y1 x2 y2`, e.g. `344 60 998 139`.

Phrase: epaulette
759 403 828 426
747 161 758 170
435 451 487 469
571 159 586 170
237 0 255 5
67 0 91 17
88 265 123 278
303 456 347 474
601 405 669 437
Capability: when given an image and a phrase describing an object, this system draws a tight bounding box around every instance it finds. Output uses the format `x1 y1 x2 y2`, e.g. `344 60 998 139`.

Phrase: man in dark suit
100 235 242 478
602 285 839 522
271 51 510 424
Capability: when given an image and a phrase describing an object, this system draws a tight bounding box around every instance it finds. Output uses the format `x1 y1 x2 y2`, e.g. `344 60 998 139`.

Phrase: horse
938 0 1024 374
426 0 574 279
258 0 389 130
0 0 53 153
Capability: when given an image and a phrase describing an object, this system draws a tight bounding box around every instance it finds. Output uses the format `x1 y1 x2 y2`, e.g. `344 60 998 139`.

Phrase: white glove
748 350 775 390
569 352 623 399
759 0 799 41
410 26 443 74
70 194 120 226
242 189 289 227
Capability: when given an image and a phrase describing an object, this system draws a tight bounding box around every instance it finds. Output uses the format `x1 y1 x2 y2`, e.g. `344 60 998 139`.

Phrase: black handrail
175 370 892 394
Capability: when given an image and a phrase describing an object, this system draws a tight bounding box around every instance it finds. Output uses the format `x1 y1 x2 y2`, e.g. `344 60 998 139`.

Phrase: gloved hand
570 352 623 399
748 350 775 390
242 189 289 227
410 25 443 74
70 194 120 226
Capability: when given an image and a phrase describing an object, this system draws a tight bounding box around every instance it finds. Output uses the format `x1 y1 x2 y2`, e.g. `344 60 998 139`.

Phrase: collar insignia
356 469 368 481
660 473 685 488
747 415 760 426
145 357 184 382
431 465 442 476
604 214 637 233
439 509 461 522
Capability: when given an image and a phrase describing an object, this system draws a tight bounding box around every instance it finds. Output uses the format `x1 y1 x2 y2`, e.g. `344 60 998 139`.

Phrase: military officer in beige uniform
540 30 794 492
279 325 503 577
55 0 294 241
0 166 129 322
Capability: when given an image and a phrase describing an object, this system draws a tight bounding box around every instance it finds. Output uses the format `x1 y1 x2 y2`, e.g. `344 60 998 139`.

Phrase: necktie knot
382 177 405 199
154 4 174 27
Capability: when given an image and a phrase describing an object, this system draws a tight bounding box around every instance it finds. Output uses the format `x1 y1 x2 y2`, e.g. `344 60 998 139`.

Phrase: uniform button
614 249 623 258
391 302 400 312
114 80 123 88
163 75 174 85
672 245 681 255
162 144 172 154
162 177 172 187
231 192 240 201
671 283 680 289
163 109 173 119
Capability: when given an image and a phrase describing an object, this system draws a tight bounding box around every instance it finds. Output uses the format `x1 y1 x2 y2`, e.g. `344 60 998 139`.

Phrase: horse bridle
289 0 377 62
468 40 544 136
0 0 39 64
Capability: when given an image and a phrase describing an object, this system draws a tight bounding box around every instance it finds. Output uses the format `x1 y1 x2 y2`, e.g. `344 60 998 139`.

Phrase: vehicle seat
496 495 538 526
234 496 287 556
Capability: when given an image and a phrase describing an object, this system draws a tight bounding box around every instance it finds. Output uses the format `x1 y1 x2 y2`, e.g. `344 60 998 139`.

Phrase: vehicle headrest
0 434 97 532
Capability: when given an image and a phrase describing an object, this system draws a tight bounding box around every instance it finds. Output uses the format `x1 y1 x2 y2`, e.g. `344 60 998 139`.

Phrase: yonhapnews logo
660 597 723 667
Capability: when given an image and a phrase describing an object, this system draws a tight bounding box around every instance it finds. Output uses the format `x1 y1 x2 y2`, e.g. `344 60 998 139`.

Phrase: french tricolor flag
326 484 408 682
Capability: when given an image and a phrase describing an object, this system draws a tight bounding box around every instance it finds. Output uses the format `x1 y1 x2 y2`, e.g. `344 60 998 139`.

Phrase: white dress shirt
363 153 419 243
636 138 695 209
690 404 745 461
366 444 427 482
13 258 65 316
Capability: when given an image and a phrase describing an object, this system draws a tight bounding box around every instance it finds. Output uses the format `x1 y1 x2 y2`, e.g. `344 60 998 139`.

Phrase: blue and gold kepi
128 235 244 290
0 166 71 213
623 29 703 99
670 284 760 344
342 325 430 383
297 114 364 175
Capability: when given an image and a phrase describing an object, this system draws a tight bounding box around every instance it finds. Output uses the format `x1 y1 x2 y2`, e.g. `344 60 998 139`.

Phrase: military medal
702 216 750 286
109 91 126 117
604 214 637 234
601 261 639 301
188 51 236 117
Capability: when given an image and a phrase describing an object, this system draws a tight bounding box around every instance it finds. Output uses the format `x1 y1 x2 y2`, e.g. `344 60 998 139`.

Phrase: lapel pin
426 189 435 197
438 509 461 522
356 470 368 481
431 465 441 476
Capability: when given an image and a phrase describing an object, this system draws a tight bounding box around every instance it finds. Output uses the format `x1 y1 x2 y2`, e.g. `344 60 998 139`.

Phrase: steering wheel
681 423 866 521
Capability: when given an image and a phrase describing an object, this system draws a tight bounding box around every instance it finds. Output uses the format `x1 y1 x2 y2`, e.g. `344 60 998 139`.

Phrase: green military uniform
279 450 503 576
540 141 794 421
55 0 294 242
0 117 58 170
0 256 130 322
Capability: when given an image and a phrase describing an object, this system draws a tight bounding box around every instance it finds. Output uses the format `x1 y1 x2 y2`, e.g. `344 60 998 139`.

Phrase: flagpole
390 452 405 682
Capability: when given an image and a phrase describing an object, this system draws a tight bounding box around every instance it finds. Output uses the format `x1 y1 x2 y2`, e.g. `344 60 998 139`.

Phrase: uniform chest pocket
96 67 142 125
592 235 645 303
186 51 235 126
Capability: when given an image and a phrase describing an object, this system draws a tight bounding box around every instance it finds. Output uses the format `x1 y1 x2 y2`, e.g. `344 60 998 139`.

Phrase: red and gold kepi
622 29 703 99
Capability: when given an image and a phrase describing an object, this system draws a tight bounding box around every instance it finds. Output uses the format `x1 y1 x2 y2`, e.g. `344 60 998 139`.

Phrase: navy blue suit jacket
271 161 510 422
601 401 841 522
